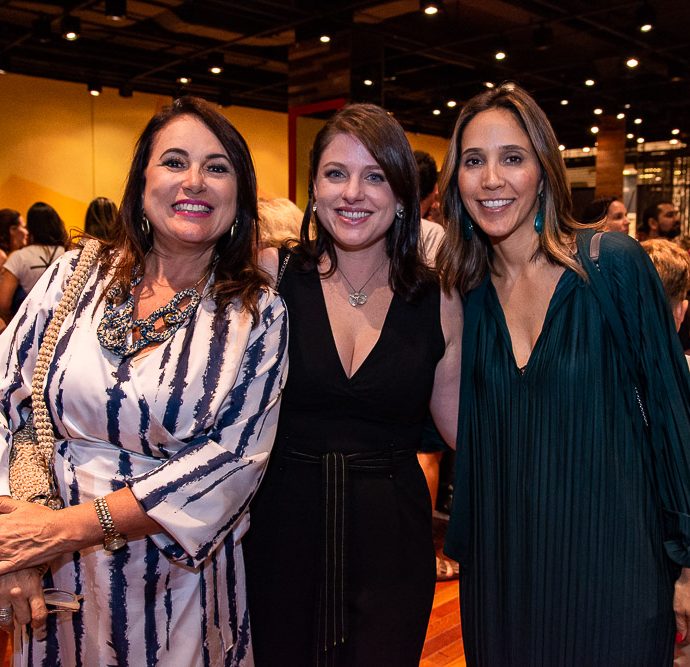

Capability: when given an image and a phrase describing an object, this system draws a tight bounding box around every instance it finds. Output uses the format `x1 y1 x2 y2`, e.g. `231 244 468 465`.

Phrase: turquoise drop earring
534 193 545 234
462 208 474 240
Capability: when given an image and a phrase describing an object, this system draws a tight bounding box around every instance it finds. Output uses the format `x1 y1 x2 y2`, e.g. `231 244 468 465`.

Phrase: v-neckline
316 270 397 382
486 269 575 377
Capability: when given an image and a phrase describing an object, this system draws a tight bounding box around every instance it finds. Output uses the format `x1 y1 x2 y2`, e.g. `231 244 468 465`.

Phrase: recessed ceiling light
627 133 634 139
634 117 642 125
87 82 102 96
495 50 506 61
672 128 680 135
484 81 495 88
560 99 569 106
423 2 439 15
585 78 595 86
582 146 591 153
447 100 457 108
363 79 373 86
626 57 639 68
177 76 191 85
624 103 631 109
594 108 603 115
61 15 80 41
616 113 625 120
636 3 655 32
319 34 331 43
558 144 565 151
432 109 441 116
208 54 224 75
670 138 679 145
591 126 599 134
637 137 645 143
105 0 126 21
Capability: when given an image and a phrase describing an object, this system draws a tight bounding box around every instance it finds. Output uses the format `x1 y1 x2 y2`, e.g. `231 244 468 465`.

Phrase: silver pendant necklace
337 259 386 307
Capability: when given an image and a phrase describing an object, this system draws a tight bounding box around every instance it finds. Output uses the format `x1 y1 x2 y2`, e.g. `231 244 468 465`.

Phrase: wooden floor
0 583 465 667
421 580 465 666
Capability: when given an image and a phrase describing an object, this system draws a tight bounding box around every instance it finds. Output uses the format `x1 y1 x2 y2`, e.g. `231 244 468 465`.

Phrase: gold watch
94 496 127 552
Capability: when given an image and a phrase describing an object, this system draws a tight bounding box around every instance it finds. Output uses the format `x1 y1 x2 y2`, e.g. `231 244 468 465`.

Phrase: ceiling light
363 79 373 86
558 144 565 151
672 128 680 135
637 137 645 143
624 103 631 109
626 57 639 68
636 3 655 32
670 138 679 145
593 108 603 115
616 112 625 120
105 0 126 21
582 147 591 153
422 2 440 15
634 117 642 124
560 99 569 106
627 133 634 139
32 16 52 43
208 54 224 75
319 34 331 43
447 100 457 108
61 15 80 41
495 50 506 61
87 82 102 97
432 109 441 116
585 78 595 86
591 126 599 134
484 81 495 88
177 75 191 85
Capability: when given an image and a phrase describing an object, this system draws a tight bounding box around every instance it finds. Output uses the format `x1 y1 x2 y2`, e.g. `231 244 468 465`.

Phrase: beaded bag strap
31 239 100 459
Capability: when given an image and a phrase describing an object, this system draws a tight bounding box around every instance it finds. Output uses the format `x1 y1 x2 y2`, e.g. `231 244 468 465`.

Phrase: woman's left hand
674 567 690 643
0 496 63 575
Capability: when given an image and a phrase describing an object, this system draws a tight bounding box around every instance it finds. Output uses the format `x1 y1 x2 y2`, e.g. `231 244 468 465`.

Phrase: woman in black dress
244 103 462 666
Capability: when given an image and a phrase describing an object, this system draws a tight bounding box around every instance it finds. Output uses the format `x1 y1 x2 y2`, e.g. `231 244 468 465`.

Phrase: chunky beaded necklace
97 263 212 358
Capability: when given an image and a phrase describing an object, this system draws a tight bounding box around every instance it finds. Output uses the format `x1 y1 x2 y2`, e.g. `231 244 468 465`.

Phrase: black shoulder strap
275 248 291 289
578 231 649 428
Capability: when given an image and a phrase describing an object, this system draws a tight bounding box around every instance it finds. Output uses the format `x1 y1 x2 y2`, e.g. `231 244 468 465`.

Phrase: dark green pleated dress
445 231 690 666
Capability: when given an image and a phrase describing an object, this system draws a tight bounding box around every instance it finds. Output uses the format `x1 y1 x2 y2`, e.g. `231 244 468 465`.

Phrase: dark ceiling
1 0 688 150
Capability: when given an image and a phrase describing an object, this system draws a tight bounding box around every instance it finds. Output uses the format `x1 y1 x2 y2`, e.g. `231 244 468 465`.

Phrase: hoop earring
230 216 238 238
312 202 318 214
461 208 474 240
534 192 545 234
141 212 151 236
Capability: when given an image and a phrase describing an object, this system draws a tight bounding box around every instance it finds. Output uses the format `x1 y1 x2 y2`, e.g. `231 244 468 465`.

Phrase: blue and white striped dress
0 249 288 666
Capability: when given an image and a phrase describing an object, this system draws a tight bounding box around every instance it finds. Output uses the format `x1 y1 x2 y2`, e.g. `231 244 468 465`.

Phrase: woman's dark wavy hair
437 82 589 295
101 96 266 320
293 103 433 301
26 202 69 247
85 196 118 241
0 209 21 253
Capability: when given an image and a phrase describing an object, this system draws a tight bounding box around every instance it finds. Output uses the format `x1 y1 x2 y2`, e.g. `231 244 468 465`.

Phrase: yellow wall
0 72 448 235
0 73 288 235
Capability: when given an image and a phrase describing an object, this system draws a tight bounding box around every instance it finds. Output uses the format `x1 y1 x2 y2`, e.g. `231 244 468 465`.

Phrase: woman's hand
0 497 67 573
0 568 48 637
674 567 690 643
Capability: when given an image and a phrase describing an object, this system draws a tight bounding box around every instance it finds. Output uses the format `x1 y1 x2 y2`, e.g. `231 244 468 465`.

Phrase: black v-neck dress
244 253 445 666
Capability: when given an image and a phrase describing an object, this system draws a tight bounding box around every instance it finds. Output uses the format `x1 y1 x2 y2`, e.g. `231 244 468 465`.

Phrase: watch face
105 535 127 552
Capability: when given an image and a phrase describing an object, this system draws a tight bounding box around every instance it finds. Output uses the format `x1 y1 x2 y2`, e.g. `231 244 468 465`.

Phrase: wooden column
595 115 626 197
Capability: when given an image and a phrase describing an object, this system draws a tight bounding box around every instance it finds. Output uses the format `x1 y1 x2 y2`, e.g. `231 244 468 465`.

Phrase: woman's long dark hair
293 103 433 301
26 202 69 247
0 209 21 253
102 96 266 319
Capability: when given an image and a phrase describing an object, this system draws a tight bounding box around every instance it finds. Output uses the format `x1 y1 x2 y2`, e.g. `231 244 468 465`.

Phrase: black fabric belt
281 446 416 666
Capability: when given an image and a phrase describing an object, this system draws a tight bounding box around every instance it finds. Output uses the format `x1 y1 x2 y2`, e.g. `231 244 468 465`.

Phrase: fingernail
676 632 683 644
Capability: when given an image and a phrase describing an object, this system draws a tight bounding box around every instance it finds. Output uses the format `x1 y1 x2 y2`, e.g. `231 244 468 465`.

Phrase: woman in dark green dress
438 83 690 665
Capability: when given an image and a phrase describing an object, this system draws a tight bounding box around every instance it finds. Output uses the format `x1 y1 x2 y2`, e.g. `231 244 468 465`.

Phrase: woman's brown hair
101 96 266 320
437 82 588 295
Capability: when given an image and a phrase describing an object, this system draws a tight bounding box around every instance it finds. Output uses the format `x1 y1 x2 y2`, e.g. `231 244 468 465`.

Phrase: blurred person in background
84 196 118 241
0 210 28 268
582 195 629 234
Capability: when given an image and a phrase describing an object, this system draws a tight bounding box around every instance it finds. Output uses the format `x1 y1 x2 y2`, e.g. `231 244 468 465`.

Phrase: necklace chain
337 258 386 307
97 261 214 357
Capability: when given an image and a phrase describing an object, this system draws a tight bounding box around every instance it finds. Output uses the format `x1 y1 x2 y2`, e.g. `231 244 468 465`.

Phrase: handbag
8 239 100 509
